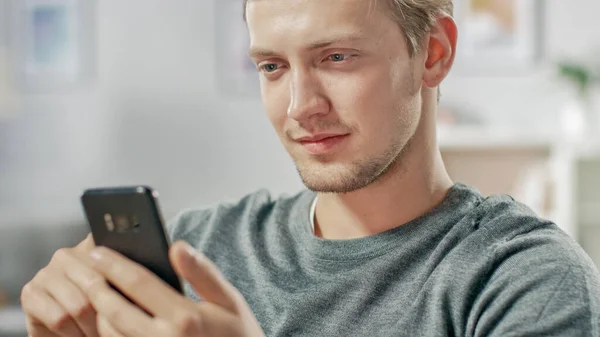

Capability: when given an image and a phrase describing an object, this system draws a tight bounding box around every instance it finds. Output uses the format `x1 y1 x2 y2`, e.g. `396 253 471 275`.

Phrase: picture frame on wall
215 0 260 98
7 0 96 92
453 0 544 74
0 0 7 48
0 0 20 118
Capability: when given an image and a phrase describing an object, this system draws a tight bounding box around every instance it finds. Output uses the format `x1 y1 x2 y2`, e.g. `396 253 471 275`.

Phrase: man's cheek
265 111 283 131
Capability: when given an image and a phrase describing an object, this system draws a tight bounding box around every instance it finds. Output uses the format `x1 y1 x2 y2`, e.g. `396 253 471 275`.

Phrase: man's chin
296 168 373 194
301 181 350 193
293 154 396 193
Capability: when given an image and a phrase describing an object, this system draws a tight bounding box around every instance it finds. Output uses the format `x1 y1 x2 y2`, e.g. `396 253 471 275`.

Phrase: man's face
247 0 423 193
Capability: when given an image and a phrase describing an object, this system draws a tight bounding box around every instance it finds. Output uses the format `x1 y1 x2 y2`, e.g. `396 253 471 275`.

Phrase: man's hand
76 241 266 337
21 234 101 337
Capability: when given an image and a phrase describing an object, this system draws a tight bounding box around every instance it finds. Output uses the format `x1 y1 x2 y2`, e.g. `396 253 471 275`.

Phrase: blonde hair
242 0 454 56
385 0 453 55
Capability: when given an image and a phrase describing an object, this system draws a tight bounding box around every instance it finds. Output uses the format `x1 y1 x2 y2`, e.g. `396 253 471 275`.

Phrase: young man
21 0 600 336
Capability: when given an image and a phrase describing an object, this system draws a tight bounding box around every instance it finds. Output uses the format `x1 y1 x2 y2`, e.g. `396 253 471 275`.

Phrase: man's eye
328 53 348 62
260 63 279 73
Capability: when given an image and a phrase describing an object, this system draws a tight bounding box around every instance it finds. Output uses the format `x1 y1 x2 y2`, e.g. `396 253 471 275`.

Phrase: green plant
558 61 600 99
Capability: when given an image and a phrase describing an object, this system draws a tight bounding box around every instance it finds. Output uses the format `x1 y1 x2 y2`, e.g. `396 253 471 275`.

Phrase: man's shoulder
166 188 313 242
471 193 595 271
452 188 599 295
480 194 599 307
440 186 598 282
446 190 600 334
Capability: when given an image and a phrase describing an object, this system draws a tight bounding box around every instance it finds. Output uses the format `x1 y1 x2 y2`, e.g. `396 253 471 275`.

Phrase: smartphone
80 186 183 294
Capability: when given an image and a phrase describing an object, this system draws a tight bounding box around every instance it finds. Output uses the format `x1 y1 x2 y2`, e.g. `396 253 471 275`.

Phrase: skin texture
21 235 265 337
249 0 422 194
247 0 457 239
21 0 458 336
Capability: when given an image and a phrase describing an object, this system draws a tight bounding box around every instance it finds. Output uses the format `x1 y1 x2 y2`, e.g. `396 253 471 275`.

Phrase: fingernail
184 243 205 262
89 247 105 261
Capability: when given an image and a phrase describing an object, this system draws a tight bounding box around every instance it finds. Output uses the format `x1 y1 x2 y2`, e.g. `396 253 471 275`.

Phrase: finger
75 268 154 337
151 301 239 337
44 249 102 337
21 283 85 337
193 302 244 336
85 247 190 320
170 241 240 313
34 270 99 337
26 315 58 337
97 315 126 337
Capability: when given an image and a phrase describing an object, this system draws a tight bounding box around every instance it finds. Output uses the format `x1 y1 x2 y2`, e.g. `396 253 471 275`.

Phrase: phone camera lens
104 213 115 232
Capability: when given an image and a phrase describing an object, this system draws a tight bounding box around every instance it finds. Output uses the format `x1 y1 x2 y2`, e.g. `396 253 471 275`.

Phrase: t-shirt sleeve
470 233 600 337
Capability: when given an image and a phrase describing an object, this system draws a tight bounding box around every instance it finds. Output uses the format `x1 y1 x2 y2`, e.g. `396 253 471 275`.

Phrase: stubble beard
294 135 413 193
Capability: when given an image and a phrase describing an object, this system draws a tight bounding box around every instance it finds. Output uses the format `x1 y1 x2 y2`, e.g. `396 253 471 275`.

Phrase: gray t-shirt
168 183 600 336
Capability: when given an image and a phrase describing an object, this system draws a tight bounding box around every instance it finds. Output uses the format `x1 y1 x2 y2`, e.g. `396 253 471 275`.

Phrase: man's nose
287 70 329 121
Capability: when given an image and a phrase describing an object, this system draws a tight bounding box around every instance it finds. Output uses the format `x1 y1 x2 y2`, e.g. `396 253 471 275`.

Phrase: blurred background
1 0 600 335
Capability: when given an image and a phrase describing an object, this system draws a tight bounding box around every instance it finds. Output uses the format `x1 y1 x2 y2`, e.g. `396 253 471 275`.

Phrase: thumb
170 241 240 313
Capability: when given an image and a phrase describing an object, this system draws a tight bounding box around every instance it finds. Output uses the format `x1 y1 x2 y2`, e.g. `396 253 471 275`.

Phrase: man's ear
422 15 458 88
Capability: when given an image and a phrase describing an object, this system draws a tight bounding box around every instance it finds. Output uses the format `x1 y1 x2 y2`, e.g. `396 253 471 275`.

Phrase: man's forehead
245 0 393 56
245 0 383 5
245 0 384 16
245 0 385 27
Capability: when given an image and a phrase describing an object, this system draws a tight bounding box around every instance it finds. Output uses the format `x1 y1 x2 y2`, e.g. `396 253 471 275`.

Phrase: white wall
0 0 302 225
444 0 600 128
1 0 599 226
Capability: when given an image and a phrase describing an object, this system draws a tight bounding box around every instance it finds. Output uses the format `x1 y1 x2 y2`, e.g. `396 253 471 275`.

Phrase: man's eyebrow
248 34 369 59
248 47 279 59
305 35 369 50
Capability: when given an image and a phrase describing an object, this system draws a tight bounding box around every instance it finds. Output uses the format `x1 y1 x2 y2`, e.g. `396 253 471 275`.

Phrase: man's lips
294 134 350 155
295 133 348 143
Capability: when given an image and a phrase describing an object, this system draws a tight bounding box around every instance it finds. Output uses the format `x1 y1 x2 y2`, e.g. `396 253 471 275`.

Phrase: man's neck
313 110 453 240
